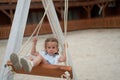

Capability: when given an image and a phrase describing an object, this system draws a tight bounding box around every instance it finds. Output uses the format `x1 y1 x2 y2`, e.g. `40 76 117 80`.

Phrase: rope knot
61 71 71 80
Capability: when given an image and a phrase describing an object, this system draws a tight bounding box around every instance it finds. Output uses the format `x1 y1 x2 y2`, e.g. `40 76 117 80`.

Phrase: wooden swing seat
7 61 73 78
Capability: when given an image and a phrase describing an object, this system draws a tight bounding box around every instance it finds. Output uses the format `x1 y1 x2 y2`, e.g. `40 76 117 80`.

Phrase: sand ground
0 29 120 80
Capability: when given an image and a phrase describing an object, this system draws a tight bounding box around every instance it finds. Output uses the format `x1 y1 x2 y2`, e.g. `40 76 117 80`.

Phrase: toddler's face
45 42 58 55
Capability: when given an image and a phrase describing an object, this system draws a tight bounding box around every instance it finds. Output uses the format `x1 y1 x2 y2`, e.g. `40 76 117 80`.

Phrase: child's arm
58 49 66 62
58 43 68 62
31 37 39 56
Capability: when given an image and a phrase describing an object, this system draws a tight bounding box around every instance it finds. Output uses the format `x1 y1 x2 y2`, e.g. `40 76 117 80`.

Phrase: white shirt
39 50 60 64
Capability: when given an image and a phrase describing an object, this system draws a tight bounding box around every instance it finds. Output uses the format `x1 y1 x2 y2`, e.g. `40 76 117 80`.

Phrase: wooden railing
0 16 120 39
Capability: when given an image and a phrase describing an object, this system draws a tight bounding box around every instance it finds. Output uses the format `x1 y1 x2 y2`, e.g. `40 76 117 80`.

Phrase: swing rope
64 0 69 66
63 0 78 80
61 0 72 79
17 1 51 56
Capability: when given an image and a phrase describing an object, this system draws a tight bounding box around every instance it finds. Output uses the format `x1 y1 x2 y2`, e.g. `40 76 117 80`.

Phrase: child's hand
33 37 38 44
64 42 68 48
31 52 39 56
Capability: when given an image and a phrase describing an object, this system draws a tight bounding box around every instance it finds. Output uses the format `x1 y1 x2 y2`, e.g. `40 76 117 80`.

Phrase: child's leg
10 53 22 70
20 54 44 72
32 54 42 66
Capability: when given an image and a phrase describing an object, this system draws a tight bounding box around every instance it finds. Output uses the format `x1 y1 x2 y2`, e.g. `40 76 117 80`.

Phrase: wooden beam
0 0 115 10
0 9 11 18
0 8 13 22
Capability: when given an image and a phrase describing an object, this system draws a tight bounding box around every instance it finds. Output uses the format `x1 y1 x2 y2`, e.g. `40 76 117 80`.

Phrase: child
10 37 66 72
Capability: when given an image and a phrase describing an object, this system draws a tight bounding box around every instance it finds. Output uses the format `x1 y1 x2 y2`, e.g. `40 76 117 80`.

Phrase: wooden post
83 5 93 19
97 2 109 17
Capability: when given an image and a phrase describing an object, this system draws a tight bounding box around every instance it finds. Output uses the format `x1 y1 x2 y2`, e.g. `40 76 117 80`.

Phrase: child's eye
48 47 51 49
52 47 55 49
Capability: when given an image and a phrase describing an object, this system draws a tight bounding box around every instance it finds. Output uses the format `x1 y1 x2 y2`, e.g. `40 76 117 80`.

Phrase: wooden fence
0 16 120 39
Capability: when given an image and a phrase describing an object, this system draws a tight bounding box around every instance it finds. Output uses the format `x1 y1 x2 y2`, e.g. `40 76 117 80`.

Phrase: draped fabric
0 0 31 80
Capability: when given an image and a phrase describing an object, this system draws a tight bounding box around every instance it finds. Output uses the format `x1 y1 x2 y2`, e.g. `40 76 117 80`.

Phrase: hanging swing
7 61 73 78
6 0 74 79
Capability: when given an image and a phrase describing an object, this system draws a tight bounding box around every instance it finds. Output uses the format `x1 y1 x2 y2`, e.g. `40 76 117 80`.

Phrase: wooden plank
7 61 73 78
18 64 73 78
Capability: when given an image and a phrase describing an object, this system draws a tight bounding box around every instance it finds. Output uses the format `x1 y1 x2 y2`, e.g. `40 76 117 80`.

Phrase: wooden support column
83 5 93 19
10 10 14 22
55 1 64 20
97 2 108 17
56 7 64 20
9 0 14 23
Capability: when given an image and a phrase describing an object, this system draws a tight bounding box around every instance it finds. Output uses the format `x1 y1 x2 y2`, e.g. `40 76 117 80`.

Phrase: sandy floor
0 29 120 80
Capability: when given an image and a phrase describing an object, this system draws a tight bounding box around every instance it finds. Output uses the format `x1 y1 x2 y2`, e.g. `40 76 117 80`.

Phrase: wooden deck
0 16 120 39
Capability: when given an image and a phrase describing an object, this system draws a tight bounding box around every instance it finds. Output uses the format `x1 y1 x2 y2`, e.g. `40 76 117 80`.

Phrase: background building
0 0 120 39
